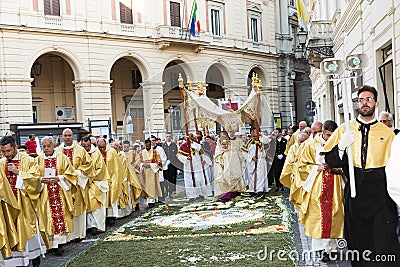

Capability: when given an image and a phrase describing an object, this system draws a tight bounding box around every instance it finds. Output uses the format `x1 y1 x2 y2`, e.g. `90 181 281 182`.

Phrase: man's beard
146 147 151 151
359 105 375 117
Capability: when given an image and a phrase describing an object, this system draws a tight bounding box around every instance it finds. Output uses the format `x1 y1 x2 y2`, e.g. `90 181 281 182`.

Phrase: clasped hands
7 163 19 175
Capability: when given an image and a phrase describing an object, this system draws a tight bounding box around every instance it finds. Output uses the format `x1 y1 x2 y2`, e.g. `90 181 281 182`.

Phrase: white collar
316 133 327 145
44 151 57 159
12 152 19 160
61 141 77 149
88 145 97 154
357 115 377 125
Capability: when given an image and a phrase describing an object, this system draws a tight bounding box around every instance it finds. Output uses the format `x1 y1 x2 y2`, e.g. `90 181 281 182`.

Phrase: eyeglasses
356 97 374 103
379 119 391 123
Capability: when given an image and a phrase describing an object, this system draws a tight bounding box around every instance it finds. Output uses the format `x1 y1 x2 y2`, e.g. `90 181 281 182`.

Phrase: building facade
0 0 310 141
276 0 312 127
308 0 399 127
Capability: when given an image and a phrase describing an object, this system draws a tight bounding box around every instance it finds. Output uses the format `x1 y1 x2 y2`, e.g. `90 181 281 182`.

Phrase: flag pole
252 73 260 192
178 74 196 187
191 81 208 186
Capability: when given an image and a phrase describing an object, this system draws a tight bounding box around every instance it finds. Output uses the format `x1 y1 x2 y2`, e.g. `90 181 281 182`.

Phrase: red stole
5 159 20 200
101 151 107 165
63 148 74 165
320 169 334 238
44 157 67 235
139 150 158 184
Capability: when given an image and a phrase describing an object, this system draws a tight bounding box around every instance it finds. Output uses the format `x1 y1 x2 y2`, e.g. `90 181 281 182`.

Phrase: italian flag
190 0 200 36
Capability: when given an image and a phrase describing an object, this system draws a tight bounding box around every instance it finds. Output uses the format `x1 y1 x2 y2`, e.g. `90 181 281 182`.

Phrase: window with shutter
170 2 181 27
120 2 133 24
44 0 60 16
251 18 258 42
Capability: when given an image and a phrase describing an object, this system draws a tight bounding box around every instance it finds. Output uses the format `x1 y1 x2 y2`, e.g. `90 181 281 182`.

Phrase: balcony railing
306 20 335 68
121 23 135 33
308 20 333 41
45 16 62 26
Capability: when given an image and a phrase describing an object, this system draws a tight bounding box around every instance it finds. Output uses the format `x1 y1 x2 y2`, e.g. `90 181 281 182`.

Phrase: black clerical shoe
320 251 333 263
32 256 41 267
106 217 116 226
188 198 196 203
54 248 65 256
148 203 155 208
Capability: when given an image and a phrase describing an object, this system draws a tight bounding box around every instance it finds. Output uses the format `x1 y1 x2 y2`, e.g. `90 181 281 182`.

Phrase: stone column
141 81 166 139
0 77 33 133
73 79 113 128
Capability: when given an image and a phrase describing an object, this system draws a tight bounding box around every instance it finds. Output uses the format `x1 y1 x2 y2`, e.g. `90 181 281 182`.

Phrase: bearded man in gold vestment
0 136 42 267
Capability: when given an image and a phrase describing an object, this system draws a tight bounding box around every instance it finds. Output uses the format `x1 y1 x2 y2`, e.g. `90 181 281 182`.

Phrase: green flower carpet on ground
66 193 296 266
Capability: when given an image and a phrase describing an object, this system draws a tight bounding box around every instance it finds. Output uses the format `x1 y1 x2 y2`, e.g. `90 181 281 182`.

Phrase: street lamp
297 27 308 46
295 27 334 59
33 61 42 76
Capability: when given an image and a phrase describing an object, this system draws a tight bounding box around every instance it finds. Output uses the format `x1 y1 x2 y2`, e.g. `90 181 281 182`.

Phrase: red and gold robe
36 151 77 249
0 152 40 255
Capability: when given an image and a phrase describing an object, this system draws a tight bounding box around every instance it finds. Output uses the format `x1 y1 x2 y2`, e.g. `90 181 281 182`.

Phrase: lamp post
168 105 174 134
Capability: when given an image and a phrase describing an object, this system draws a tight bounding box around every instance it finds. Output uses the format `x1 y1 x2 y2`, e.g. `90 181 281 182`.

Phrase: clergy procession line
1 84 400 266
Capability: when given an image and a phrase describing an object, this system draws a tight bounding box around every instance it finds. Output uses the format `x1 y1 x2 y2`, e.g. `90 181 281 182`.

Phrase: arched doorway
31 53 76 123
247 67 265 95
205 64 225 99
162 61 187 137
110 57 144 142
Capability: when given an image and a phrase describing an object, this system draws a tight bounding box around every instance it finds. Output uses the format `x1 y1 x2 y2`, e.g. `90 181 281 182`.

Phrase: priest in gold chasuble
122 141 142 211
0 136 41 265
298 120 344 254
58 128 93 242
36 136 77 250
80 137 109 233
134 139 162 207
96 139 123 224
279 132 309 210
112 142 132 218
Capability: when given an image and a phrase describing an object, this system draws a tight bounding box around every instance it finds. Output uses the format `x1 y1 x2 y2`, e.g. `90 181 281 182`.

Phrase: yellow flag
296 0 309 24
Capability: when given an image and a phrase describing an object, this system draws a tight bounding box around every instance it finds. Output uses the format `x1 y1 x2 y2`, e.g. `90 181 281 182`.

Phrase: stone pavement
289 193 352 267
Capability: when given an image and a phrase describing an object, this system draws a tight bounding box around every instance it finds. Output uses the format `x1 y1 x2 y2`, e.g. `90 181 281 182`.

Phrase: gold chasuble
284 130 300 155
298 134 344 239
101 146 123 208
0 153 40 254
124 151 143 204
57 142 93 217
117 152 129 209
86 148 109 213
279 142 308 210
36 151 77 249
134 149 162 199
0 162 20 258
